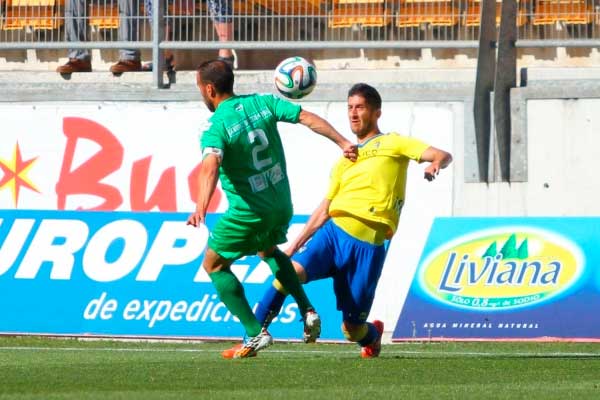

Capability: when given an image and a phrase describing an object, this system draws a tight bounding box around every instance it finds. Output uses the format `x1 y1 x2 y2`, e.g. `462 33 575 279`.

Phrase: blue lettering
439 252 460 292
540 261 561 284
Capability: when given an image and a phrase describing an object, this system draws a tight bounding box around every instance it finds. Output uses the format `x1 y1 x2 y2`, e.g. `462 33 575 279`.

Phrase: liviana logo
418 228 584 311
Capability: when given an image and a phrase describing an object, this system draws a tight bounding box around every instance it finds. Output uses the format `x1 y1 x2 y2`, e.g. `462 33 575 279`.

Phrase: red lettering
130 156 177 211
56 117 123 210
188 162 222 212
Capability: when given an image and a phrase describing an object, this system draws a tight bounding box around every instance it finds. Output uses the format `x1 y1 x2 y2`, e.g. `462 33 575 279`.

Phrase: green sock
263 249 313 315
209 270 261 337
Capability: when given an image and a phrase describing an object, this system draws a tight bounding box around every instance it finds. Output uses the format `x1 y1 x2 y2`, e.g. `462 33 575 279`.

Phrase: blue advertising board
393 217 600 341
0 210 343 341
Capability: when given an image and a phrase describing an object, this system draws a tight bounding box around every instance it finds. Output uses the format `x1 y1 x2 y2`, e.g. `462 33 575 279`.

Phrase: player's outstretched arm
285 198 331 257
298 110 358 161
420 146 453 182
187 154 221 227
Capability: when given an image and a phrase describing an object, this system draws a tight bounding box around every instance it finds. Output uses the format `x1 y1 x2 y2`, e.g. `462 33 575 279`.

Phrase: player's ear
206 83 217 98
375 108 382 119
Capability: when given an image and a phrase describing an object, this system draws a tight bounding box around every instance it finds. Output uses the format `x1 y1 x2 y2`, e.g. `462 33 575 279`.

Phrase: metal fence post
494 0 518 182
152 0 166 89
473 0 497 183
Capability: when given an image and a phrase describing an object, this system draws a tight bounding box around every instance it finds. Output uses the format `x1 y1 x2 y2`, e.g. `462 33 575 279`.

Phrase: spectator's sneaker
361 320 384 358
303 310 321 343
221 342 257 359
56 58 92 74
232 329 273 359
110 60 142 74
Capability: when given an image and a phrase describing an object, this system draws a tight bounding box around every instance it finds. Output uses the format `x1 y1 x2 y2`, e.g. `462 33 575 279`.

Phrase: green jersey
200 93 301 215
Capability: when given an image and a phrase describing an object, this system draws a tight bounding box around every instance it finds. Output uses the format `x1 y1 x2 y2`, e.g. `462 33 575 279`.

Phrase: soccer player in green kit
187 60 358 358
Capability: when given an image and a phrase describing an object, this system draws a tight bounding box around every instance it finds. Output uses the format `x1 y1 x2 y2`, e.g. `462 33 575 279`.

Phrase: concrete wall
2 48 600 72
1 70 598 336
455 98 600 217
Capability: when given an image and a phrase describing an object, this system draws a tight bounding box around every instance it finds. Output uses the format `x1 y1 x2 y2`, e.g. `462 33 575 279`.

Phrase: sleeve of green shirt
200 117 227 159
262 94 302 123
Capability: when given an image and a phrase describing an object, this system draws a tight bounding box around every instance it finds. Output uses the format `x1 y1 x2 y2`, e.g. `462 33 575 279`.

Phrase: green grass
1 337 600 399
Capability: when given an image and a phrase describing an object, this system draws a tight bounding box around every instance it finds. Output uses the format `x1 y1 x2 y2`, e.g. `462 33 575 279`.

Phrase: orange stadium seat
395 0 458 28
168 0 199 15
89 3 119 29
231 0 256 14
464 0 528 28
254 0 324 15
329 0 390 28
1 0 63 30
532 0 593 25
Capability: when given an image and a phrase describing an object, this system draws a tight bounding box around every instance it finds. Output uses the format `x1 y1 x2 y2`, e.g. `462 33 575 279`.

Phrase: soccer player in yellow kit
223 83 452 358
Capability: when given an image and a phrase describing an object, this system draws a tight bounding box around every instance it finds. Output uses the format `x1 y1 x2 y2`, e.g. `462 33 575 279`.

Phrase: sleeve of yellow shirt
389 133 430 161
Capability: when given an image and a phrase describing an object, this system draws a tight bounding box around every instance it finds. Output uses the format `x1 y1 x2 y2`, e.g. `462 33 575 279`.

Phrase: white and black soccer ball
274 56 317 100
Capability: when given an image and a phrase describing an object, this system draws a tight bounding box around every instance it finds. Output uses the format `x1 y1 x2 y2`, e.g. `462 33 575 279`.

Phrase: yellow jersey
327 132 429 243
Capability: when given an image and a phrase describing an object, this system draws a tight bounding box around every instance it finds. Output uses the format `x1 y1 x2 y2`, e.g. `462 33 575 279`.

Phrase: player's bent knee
202 248 232 273
341 322 368 342
292 261 307 283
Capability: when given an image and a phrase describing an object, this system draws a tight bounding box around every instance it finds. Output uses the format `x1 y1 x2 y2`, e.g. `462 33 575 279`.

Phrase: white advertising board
0 101 456 331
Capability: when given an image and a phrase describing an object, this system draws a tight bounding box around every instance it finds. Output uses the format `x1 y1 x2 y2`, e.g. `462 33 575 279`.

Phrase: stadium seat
89 3 119 30
168 0 198 16
231 0 256 14
329 0 391 28
395 0 458 28
254 0 324 16
532 0 594 25
1 0 63 30
464 0 528 28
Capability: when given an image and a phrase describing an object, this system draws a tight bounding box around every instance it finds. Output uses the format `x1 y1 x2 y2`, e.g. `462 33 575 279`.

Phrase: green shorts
208 207 293 260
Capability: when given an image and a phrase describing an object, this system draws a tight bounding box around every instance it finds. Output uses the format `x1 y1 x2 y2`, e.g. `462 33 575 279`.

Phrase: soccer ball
274 56 317 100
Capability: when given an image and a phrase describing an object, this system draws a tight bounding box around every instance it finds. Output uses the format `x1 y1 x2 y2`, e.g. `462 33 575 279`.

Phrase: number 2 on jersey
248 129 273 170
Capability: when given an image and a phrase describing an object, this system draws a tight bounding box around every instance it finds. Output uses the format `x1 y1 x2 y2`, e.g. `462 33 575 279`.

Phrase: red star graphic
0 142 40 207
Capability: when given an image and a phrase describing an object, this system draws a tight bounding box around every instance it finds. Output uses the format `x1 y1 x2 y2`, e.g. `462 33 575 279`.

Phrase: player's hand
343 142 358 162
186 212 205 227
424 163 441 181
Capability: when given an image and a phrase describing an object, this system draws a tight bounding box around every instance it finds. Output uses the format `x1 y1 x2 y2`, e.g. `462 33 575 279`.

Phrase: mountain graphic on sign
482 234 528 260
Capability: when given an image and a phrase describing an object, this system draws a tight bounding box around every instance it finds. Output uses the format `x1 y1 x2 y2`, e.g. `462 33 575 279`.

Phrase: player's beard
204 98 216 112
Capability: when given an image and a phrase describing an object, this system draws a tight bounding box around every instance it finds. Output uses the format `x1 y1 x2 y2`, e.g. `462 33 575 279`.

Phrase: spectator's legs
139 0 174 71
209 0 235 65
118 0 141 62
110 0 142 72
57 0 92 73
214 21 234 59
66 0 90 60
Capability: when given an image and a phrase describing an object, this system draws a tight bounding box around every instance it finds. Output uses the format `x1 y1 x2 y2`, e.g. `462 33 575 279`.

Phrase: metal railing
2 0 599 45
1 0 600 84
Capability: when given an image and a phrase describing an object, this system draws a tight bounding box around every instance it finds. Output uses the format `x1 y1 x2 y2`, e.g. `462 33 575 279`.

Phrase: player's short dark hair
347 83 382 110
197 60 234 94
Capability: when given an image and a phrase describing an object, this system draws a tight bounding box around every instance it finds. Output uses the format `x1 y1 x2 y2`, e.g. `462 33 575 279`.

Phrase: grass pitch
1 336 600 400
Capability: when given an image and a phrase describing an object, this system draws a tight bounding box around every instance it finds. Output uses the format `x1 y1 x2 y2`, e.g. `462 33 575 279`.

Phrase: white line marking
0 346 599 358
